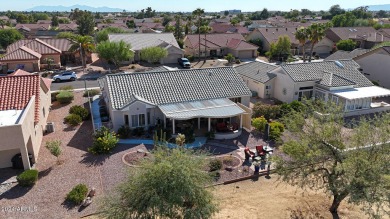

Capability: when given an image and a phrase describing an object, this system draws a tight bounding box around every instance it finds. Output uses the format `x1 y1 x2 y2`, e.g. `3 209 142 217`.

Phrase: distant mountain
367 4 390 11
26 4 124 12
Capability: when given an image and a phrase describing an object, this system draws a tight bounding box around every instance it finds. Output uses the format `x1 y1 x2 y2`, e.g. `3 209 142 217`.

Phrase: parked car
52 71 77 82
178 58 191 68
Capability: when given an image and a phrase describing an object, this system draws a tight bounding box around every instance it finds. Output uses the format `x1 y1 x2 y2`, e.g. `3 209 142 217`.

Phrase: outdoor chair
256 145 266 157
216 122 228 132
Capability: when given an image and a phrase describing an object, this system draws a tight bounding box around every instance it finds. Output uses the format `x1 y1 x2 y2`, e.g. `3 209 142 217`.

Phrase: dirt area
213 176 368 219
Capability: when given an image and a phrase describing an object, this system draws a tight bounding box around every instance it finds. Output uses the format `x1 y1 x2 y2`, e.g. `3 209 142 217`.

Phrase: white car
52 71 77 82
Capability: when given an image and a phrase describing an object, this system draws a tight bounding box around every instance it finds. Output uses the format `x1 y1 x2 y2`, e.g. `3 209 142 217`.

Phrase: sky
2 0 389 12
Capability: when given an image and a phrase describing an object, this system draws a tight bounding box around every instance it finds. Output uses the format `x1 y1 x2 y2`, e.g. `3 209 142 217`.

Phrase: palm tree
200 25 212 62
192 8 205 61
69 35 95 68
307 23 332 62
295 27 309 62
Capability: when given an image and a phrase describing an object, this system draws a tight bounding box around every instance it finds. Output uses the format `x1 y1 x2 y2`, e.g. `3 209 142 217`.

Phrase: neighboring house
97 23 130 31
184 33 258 59
108 33 184 64
324 48 369 61
235 61 278 99
98 67 252 139
353 46 390 89
235 60 390 117
15 24 51 38
0 70 51 169
37 20 52 24
1 39 62 72
210 23 250 36
58 23 79 32
246 27 334 56
39 38 82 65
247 20 274 31
326 27 390 49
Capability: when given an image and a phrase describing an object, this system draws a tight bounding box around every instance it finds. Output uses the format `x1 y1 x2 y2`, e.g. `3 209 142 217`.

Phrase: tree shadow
67 120 94 152
0 184 33 200
38 167 53 180
79 152 109 167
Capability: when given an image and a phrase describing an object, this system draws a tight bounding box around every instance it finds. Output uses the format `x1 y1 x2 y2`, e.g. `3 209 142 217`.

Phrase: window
139 114 145 126
314 90 326 101
131 115 138 127
266 85 271 90
124 115 129 126
147 112 151 125
230 97 241 103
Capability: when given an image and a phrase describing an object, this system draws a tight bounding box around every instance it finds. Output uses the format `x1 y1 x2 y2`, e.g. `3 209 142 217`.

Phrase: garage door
314 45 332 55
162 54 183 64
238 50 254 59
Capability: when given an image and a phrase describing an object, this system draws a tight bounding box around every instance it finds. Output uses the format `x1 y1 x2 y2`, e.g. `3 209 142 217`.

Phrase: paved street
51 79 99 91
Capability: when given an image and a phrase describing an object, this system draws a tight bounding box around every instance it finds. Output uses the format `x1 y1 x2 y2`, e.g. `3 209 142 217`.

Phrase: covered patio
159 98 252 140
330 86 390 117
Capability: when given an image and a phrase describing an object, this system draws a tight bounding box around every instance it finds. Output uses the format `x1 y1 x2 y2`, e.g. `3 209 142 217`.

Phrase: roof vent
334 61 344 69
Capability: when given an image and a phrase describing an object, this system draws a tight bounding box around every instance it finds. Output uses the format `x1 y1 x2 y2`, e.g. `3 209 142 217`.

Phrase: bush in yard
59 85 74 91
51 91 59 102
65 114 82 126
45 140 62 164
56 91 74 104
69 105 89 120
17 169 38 187
66 184 88 205
269 121 284 140
83 89 100 97
209 159 222 172
89 126 119 154
252 102 281 120
252 116 267 132
222 155 234 166
117 125 131 138
132 127 145 137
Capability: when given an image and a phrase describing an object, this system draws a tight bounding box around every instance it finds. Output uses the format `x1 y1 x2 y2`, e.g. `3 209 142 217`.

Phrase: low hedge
56 91 74 104
17 169 38 187
65 114 82 126
51 91 60 102
66 184 88 205
69 105 89 120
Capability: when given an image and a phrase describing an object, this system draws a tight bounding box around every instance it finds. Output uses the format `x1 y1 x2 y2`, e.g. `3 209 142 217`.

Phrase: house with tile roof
325 27 390 49
15 23 51 38
246 27 334 56
324 48 369 61
0 70 51 169
1 38 62 73
183 33 258 59
98 67 252 139
235 60 390 117
109 33 184 64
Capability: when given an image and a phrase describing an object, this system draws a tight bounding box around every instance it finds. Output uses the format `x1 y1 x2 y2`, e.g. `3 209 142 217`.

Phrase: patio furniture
216 122 228 132
256 145 266 157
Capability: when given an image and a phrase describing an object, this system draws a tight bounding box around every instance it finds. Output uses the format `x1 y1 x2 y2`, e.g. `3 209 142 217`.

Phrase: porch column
240 114 243 129
208 118 211 132
172 119 175 134
164 115 166 128
20 145 31 170
198 118 200 130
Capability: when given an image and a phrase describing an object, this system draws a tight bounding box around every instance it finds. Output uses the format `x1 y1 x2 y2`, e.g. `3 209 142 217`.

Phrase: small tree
224 53 235 63
336 39 357 51
265 35 291 61
96 40 134 67
99 146 218 218
140 46 168 64
252 116 267 132
45 140 62 165
96 27 127 43
43 57 54 70
65 114 82 126
275 101 390 218
89 126 119 154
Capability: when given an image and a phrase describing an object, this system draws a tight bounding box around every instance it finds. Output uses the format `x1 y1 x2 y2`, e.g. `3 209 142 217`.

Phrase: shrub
209 159 222 172
269 121 285 140
187 55 194 62
69 105 89 120
223 155 234 166
83 89 100 97
182 127 195 143
117 125 131 138
17 169 38 187
65 114 82 126
66 184 88 205
252 103 281 120
41 72 49 78
89 126 119 154
56 91 74 104
45 140 62 158
252 116 267 132
205 130 215 140
51 91 59 102
235 59 241 64
132 127 145 137
59 85 74 91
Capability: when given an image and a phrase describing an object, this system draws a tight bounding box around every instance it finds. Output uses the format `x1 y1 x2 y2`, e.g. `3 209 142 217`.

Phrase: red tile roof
185 33 245 48
9 69 32 76
0 75 41 122
6 39 61 54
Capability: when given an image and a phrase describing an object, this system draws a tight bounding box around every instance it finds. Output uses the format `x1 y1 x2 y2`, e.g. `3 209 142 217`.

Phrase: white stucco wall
355 52 390 89
241 76 275 99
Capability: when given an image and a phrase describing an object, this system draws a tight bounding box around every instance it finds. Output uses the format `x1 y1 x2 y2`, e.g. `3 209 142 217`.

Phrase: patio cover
159 98 245 120
331 86 390 100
